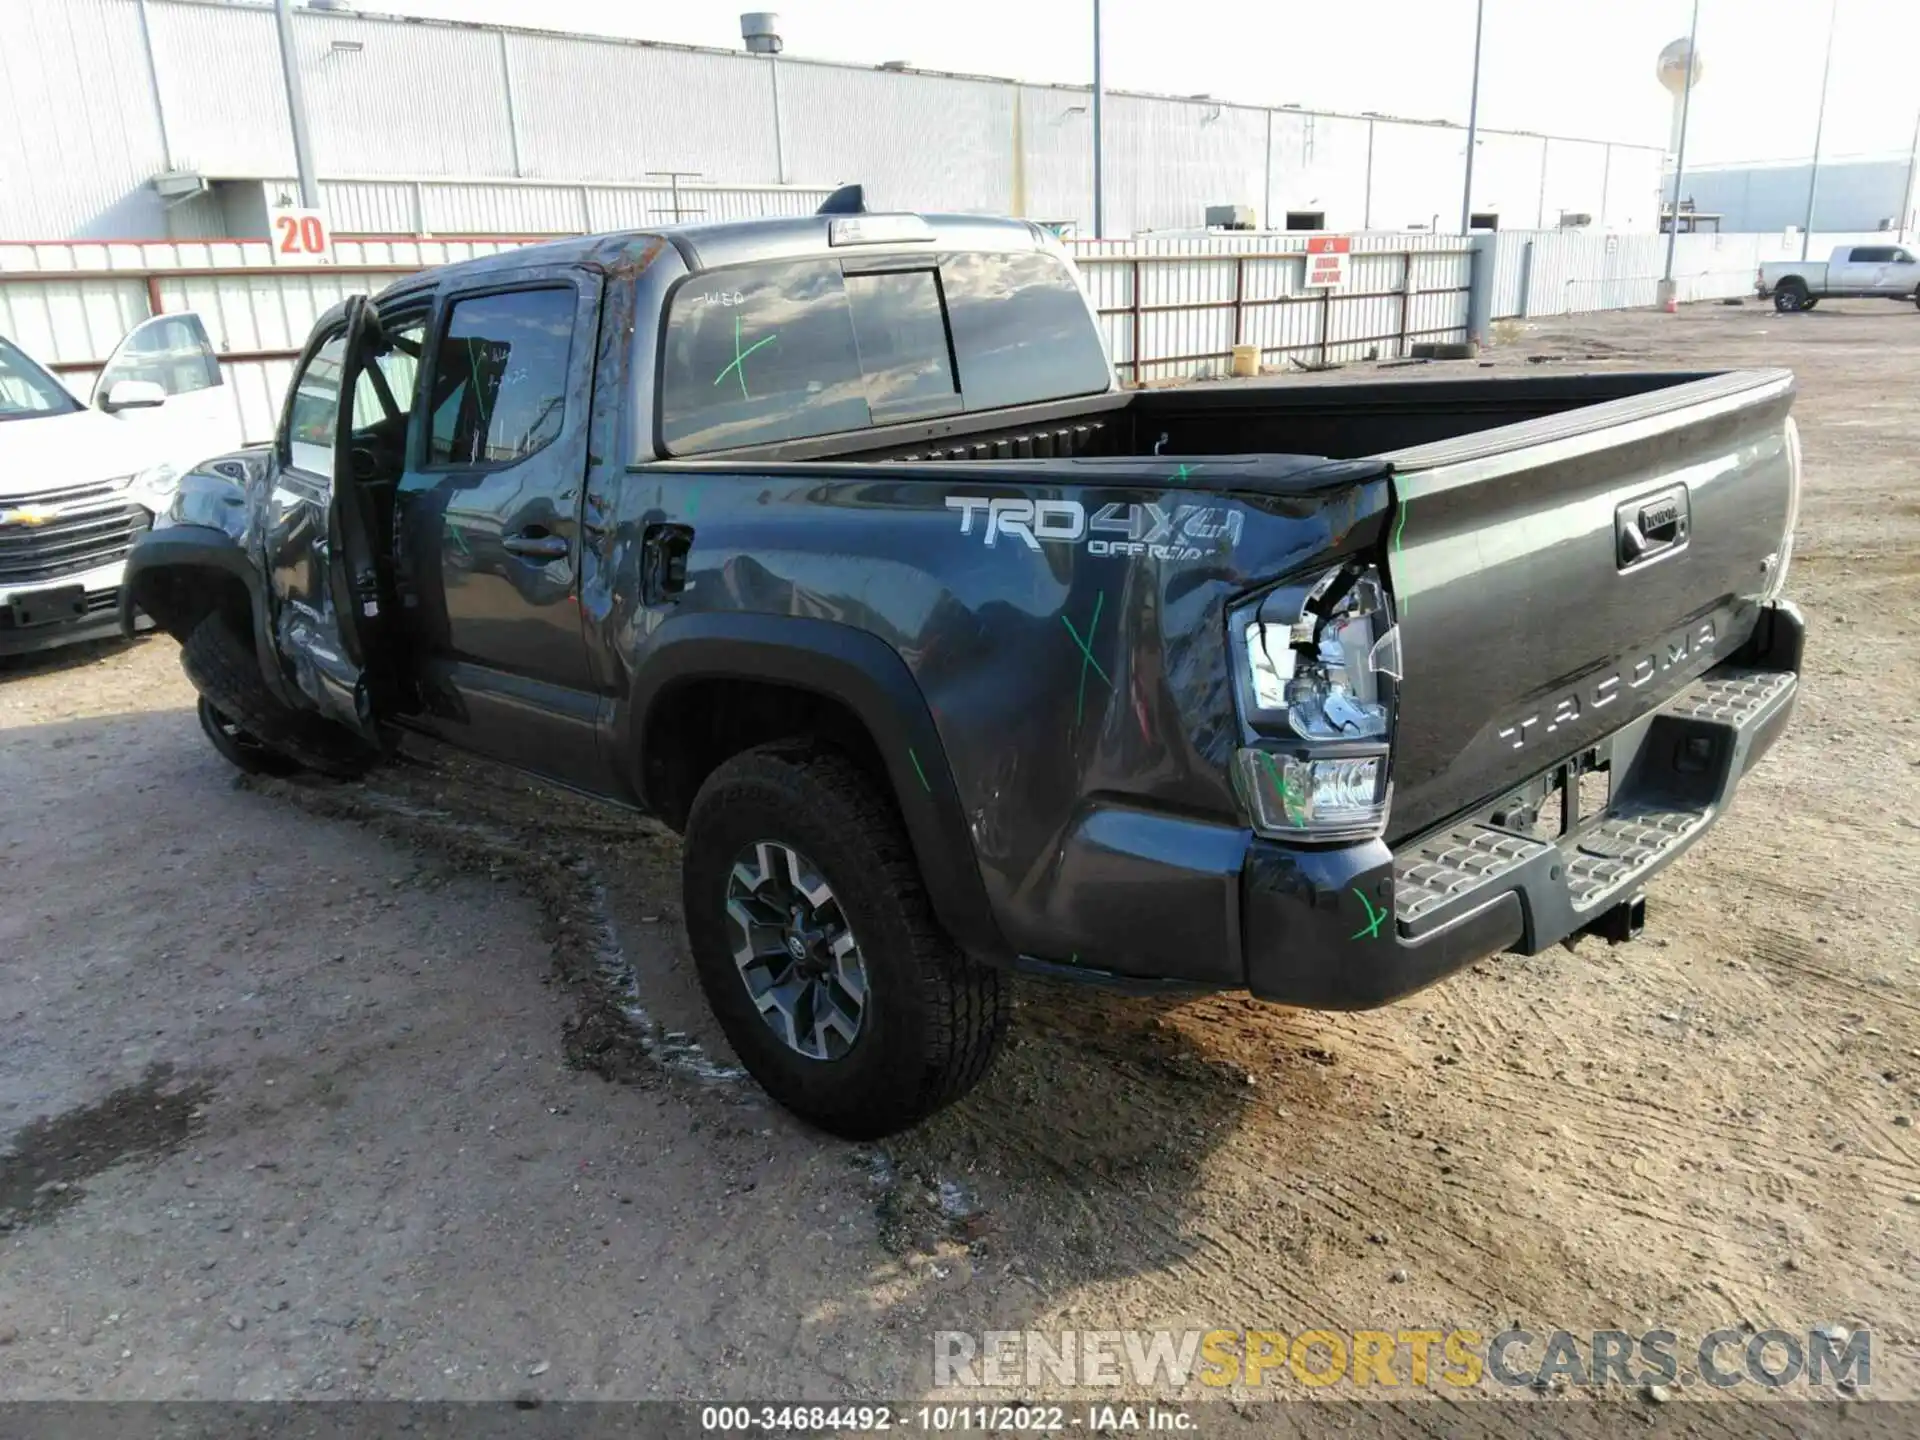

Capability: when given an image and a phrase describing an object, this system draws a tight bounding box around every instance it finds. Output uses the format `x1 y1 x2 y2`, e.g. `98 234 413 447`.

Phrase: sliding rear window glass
657 250 1110 455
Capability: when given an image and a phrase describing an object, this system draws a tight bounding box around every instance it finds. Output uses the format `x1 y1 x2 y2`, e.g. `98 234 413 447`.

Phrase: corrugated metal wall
299 12 517 178
1268 113 1372 231
1485 228 1907 319
779 65 1014 214
1683 158 1917 234
0 0 169 239
506 36 780 184
148 0 290 179
7 0 1663 243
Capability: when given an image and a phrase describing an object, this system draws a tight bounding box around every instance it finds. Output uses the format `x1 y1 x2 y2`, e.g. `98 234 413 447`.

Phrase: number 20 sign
268 206 334 265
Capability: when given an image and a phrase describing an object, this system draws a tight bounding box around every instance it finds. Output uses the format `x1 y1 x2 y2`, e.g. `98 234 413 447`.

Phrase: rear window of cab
657 250 1111 455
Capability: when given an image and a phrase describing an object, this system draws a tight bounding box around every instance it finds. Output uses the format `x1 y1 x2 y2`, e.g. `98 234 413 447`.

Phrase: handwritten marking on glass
713 315 777 400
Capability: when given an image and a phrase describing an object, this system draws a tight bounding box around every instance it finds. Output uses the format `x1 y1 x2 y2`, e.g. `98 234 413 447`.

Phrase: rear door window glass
427 288 574 467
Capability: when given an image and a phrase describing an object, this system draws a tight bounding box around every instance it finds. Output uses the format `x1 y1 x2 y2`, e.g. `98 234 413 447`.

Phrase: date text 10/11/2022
699 1405 1195 1432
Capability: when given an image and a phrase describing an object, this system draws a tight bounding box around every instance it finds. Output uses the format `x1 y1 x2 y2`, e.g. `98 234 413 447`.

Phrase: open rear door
267 295 405 745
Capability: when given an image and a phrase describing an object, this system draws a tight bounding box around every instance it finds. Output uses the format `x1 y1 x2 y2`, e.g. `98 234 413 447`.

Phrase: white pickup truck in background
1757 243 1920 313
1 313 241 656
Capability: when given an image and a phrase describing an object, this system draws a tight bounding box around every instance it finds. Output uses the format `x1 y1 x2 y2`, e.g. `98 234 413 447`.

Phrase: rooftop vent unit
741 12 782 54
1205 204 1256 231
880 59 910 71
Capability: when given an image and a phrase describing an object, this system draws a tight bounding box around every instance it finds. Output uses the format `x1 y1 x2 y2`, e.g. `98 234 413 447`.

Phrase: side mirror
102 378 167 413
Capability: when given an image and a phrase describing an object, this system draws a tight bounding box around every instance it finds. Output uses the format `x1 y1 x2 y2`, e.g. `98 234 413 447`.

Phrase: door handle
502 531 570 560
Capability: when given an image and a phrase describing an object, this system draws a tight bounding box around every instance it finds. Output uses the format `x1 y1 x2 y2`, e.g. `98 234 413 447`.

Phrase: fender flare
621 612 1011 965
122 525 300 710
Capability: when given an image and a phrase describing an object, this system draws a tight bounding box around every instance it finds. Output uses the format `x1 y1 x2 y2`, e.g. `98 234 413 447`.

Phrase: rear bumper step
1390 672 1789 952
1240 600 1802 1008
1392 666 1794 952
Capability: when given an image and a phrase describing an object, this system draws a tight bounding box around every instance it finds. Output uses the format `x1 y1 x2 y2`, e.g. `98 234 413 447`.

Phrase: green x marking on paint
1061 592 1113 726
1351 890 1388 942
447 523 471 559
907 747 932 793
1170 462 1202 484
713 314 777 400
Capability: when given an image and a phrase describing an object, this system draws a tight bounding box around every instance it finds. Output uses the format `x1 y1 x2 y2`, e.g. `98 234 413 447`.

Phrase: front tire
197 696 300 776
681 744 1008 1139
179 613 375 780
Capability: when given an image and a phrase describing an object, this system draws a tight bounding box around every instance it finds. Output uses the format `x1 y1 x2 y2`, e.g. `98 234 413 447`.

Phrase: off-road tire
197 695 301 776
682 743 1009 1138
1774 281 1808 313
179 612 375 780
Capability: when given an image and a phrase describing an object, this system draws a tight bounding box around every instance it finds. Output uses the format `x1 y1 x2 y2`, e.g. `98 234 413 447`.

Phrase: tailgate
1382 370 1796 842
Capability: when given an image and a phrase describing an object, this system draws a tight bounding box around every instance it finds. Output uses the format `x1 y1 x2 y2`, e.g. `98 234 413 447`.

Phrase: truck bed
701 371 1735 475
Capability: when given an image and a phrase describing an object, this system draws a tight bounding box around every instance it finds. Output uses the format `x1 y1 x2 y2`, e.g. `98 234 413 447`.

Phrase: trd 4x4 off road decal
944 496 1241 561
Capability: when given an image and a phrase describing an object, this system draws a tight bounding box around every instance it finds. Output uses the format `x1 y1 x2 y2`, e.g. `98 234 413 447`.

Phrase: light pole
1091 0 1105 239
1902 107 1920 243
1660 0 1701 309
1801 0 1839 261
1458 0 1485 234
273 0 321 209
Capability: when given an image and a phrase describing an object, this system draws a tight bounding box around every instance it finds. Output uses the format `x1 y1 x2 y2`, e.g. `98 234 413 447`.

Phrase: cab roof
377 212 1054 305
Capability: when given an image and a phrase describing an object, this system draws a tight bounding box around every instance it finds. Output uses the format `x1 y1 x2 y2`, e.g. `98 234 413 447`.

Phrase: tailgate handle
1616 486 1690 570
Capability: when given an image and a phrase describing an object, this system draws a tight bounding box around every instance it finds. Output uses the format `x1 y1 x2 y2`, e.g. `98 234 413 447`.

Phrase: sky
344 0 1919 167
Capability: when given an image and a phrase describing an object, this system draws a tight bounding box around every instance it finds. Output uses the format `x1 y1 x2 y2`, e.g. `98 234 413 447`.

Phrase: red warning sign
1303 235 1351 289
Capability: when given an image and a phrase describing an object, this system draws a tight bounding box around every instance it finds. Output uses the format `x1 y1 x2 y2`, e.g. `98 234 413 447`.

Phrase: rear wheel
179 612 375 780
681 743 1008 1138
1774 282 1808 313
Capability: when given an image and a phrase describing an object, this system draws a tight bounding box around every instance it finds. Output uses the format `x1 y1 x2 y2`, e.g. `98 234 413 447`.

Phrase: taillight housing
1228 562 1401 842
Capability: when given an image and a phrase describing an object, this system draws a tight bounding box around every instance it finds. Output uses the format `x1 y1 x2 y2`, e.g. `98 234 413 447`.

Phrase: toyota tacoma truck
125 196 1805 1138
1758 243 1920 312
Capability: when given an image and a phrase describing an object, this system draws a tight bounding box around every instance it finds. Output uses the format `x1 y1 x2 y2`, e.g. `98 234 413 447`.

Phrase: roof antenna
816 184 867 216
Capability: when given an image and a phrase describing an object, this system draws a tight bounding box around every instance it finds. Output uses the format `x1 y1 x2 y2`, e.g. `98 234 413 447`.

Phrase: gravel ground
1 299 1916 1412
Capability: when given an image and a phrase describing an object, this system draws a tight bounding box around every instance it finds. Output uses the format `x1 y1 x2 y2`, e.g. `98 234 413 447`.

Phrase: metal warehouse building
1680 155 1920 236
2 0 1666 242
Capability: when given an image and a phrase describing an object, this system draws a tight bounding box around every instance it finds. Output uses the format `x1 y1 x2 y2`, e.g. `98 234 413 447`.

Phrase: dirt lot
2 301 1916 1413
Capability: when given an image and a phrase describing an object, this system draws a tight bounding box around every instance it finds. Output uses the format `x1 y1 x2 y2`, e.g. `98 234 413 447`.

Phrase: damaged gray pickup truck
126 197 1805 1137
